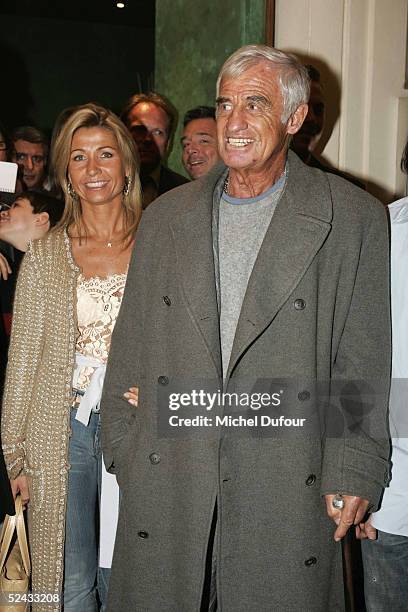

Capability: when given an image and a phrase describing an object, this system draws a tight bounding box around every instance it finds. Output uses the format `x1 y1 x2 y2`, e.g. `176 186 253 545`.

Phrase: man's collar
140 164 161 189
210 151 333 224
150 165 161 189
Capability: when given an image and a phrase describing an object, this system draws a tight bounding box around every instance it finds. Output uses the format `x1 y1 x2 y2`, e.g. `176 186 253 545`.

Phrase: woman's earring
67 181 78 200
123 175 131 197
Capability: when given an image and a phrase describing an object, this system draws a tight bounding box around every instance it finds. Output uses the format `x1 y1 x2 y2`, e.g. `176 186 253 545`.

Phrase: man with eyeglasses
121 92 188 208
0 124 8 163
11 125 49 190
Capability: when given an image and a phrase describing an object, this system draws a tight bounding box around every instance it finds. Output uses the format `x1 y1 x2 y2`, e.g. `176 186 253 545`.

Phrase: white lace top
75 271 127 392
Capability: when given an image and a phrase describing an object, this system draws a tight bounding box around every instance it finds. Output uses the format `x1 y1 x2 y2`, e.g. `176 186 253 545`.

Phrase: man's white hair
216 45 310 123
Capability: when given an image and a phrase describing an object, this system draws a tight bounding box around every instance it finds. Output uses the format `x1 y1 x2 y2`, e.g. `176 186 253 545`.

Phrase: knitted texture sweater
2 229 78 611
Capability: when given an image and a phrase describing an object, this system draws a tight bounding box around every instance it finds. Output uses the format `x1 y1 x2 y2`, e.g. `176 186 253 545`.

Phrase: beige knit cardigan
2 229 79 612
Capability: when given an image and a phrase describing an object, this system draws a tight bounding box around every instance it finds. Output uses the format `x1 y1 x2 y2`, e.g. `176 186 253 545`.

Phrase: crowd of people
0 44 406 612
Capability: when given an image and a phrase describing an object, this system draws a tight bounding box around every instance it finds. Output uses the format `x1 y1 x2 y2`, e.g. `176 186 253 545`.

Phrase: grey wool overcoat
101 151 391 612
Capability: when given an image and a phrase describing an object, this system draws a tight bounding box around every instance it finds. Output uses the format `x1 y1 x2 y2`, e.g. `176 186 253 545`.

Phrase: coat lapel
169 171 225 378
226 152 333 381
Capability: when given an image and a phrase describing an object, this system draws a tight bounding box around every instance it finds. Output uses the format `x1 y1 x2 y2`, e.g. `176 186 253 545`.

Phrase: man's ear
286 104 308 135
35 212 50 228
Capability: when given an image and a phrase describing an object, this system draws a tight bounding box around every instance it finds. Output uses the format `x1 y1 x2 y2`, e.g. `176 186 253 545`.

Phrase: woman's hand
0 252 12 280
123 386 138 407
10 475 30 508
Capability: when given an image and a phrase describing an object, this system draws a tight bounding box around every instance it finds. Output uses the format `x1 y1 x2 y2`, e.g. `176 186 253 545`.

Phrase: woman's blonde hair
52 103 142 243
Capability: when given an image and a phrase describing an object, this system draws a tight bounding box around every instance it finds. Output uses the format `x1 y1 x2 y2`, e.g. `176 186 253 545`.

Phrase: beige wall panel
275 0 312 51
365 0 407 201
338 0 369 178
274 0 408 202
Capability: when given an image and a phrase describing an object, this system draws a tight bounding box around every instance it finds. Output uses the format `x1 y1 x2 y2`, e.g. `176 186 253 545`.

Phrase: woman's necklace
93 237 119 248
69 231 120 248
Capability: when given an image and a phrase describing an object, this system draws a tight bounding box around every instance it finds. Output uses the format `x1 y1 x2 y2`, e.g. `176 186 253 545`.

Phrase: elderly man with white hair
101 45 391 611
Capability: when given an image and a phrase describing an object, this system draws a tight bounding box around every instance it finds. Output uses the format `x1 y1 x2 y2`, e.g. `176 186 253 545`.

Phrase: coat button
149 452 161 465
294 298 306 310
138 531 149 539
298 390 310 401
305 474 316 486
163 296 171 306
158 376 169 385
304 556 317 567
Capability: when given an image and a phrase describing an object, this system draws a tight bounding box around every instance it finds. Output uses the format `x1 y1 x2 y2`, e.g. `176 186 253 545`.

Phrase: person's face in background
0 131 7 162
126 102 170 175
181 118 220 179
11 140 47 189
291 80 325 161
0 197 49 248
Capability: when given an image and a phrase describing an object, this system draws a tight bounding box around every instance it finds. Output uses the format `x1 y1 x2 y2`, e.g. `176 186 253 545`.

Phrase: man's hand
10 475 30 508
356 514 377 540
325 494 370 542
0 252 12 280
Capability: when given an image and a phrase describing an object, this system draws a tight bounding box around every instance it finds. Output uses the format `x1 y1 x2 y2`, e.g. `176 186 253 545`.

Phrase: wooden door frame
265 0 275 46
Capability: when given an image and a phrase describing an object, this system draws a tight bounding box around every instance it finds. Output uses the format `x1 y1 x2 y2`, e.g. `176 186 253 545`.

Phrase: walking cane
342 530 355 612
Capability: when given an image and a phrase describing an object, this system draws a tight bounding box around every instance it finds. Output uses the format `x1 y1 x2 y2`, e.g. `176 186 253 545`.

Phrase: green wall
155 0 266 176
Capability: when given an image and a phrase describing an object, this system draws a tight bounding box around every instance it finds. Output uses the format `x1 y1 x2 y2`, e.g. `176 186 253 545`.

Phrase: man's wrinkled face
126 102 170 174
291 80 325 159
181 118 220 179
11 140 47 189
216 63 291 174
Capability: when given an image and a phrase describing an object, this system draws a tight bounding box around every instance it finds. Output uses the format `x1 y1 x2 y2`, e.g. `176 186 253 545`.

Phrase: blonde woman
1 103 142 611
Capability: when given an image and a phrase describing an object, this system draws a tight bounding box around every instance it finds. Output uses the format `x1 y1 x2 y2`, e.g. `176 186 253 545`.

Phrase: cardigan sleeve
1 244 46 480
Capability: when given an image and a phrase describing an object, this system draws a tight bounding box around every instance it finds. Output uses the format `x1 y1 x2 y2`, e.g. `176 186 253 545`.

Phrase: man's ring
332 495 345 510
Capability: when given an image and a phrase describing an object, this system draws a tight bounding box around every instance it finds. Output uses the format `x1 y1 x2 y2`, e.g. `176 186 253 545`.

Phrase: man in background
0 190 63 379
181 106 220 179
291 64 325 165
121 92 188 208
291 65 365 188
11 126 49 190
361 141 408 612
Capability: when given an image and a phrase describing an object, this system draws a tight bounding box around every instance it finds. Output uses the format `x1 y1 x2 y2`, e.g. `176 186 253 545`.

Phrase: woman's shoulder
26 228 69 268
32 227 65 248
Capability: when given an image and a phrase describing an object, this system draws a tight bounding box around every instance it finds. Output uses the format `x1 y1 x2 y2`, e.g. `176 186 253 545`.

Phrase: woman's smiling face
68 126 126 207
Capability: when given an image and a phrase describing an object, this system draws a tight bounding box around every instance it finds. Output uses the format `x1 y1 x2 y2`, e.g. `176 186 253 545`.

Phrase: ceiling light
117 2 125 7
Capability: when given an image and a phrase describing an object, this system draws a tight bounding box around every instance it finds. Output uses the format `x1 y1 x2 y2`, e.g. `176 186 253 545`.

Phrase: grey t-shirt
219 174 285 375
